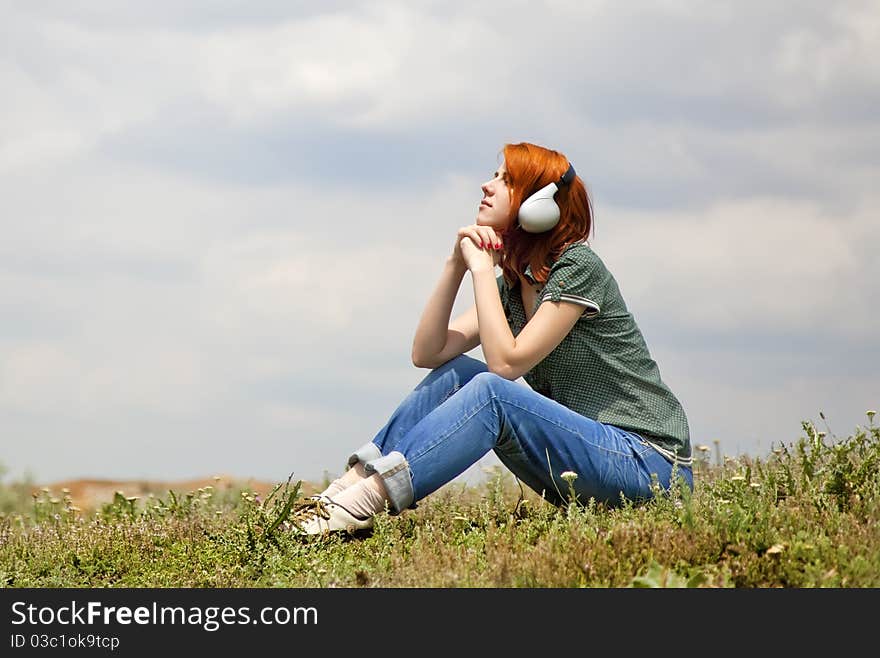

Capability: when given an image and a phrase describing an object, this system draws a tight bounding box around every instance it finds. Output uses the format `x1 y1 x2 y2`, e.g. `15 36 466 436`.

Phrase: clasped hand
452 224 503 272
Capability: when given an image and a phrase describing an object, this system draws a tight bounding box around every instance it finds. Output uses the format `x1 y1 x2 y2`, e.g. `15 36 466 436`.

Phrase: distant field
27 475 300 513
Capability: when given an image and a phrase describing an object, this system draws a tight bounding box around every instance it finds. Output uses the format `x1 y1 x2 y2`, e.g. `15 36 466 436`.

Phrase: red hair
496 142 593 288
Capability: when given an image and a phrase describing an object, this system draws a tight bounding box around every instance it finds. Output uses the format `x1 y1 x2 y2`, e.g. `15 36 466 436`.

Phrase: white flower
560 471 578 483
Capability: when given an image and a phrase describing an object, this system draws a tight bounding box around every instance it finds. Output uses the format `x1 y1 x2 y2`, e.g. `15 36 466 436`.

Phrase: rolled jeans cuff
347 441 383 470
362 451 414 515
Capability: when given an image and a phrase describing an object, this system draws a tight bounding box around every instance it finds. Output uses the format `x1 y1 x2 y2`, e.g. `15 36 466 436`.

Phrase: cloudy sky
1 0 878 487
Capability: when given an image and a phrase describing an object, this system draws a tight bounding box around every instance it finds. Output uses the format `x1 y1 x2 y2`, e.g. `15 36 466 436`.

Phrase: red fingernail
495 243 501 249
479 242 484 248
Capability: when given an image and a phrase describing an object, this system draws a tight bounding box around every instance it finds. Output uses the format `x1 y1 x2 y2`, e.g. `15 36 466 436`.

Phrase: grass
1 412 878 588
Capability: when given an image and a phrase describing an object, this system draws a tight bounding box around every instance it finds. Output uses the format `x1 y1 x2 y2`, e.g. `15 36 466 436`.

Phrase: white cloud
598 195 879 338
1 1 877 484
774 2 880 96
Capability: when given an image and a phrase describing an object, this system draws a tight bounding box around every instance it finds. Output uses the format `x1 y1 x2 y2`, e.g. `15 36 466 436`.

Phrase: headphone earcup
518 182 561 233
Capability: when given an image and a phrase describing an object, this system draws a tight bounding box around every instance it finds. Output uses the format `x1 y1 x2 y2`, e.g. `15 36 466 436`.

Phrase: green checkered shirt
496 241 692 460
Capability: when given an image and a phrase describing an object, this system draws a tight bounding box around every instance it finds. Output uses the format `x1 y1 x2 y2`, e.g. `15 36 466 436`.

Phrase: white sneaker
291 497 374 536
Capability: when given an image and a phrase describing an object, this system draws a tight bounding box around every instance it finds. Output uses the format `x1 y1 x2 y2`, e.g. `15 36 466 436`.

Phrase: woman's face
477 161 513 232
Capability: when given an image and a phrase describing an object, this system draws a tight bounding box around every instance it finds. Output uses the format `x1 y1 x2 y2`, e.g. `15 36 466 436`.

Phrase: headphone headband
558 163 576 188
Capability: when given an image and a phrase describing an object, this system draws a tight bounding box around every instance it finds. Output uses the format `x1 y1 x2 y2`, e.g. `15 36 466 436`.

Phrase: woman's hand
451 224 503 272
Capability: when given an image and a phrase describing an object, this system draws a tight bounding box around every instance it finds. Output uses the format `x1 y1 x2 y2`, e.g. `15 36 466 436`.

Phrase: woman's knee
472 369 508 387
450 354 490 379
467 370 513 395
433 354 489 386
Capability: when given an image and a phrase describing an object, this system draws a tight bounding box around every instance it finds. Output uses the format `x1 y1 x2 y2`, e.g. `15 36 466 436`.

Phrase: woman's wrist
446 255 468 275
468 263 495 276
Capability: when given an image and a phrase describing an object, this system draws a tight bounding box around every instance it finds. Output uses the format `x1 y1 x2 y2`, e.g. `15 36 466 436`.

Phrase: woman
293 141 693 535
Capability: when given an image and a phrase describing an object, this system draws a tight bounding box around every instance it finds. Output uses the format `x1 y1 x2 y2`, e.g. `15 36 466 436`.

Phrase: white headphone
517 163 577 233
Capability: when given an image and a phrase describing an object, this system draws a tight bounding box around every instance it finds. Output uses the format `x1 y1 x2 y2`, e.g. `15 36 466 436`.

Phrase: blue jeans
348 354 693 514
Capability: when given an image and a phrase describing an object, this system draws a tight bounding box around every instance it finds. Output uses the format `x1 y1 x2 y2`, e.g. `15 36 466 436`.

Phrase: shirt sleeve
538 245 602 319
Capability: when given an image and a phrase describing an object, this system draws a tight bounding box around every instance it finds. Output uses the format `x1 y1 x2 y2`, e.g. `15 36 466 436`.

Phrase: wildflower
560 471 578 484
730 475 746 482
867 410 876 419
696 445 710 452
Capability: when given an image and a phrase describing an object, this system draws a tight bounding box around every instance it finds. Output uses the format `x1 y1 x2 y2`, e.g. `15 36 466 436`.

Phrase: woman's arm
468 266 515 372
470 265 584 381
412 225 506 369
411 256 481 368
